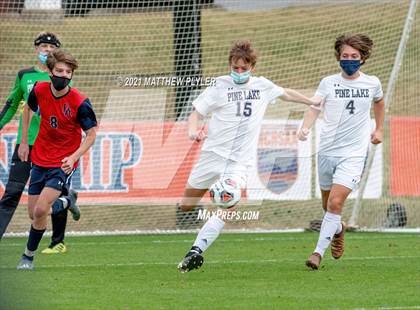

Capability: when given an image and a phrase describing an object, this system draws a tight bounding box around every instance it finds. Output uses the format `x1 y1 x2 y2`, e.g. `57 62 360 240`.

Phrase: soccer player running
178 40 321 273
0 32 80 254
298 33 385 270
17 49 97 270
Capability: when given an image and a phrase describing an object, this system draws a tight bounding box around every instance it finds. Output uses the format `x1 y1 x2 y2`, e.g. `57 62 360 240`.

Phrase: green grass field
1 232 419 309
0 4 419 308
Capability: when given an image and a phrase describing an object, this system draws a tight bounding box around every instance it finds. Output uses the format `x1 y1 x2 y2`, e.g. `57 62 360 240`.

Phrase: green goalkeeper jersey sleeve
0 67 51 145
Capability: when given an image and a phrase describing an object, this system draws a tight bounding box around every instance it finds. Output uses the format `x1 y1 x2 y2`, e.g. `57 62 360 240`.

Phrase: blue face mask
230 70 251 84
340 60 361 76
38 52 48 65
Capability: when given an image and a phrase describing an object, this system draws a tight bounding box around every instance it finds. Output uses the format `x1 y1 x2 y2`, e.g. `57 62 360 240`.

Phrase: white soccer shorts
187 151 248 189
317 155 367 191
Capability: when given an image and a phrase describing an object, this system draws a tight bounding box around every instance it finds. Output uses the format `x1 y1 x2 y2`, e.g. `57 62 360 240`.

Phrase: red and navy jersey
27 81 97 168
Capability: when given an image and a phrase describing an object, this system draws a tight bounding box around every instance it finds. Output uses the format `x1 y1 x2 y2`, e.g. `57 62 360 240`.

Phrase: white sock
314 212 341 257
193 215 225 253
60 197 69 209
24 248 35 257
335 221 343 235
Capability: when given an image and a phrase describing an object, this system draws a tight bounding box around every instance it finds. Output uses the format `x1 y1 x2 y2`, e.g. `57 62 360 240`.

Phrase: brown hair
334 33 373 62
46 49 78 72
229 40 257 67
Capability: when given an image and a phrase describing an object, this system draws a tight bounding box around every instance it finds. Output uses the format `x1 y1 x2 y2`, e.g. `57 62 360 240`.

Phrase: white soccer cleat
17 256 34 270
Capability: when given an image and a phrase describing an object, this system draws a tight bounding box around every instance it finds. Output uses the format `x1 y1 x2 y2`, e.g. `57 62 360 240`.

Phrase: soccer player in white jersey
297 33 385 270
177 40 321 273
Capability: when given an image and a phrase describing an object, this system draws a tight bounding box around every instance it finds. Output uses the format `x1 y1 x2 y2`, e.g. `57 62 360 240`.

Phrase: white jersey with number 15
193 75 284 166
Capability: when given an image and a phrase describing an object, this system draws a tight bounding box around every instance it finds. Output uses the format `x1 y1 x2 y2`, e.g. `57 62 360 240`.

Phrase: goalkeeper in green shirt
0 32 80 254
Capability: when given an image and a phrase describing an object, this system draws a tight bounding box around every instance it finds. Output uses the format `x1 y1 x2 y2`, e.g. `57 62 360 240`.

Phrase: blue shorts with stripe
28 165 74 195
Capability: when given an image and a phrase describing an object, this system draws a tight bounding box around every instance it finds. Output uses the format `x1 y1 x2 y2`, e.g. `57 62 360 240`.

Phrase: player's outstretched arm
188 110 207 142
18 104 33 161
297 101 322 141
61 127 97 174
371 98 385 144
280 88 321 106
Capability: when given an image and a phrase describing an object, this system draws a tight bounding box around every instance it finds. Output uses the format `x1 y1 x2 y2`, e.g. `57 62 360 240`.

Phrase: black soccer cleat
178 251 204 273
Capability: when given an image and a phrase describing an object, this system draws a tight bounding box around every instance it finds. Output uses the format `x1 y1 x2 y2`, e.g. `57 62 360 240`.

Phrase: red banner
391 116 420 196
0 122 202 204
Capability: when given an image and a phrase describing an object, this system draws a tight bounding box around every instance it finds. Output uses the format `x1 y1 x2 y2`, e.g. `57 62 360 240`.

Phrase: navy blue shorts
28 165 74 196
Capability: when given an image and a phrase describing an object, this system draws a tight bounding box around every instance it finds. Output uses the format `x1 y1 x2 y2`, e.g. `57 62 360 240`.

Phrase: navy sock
26 225 46 252
50 209 68 246
22 254 34 261
51 198 66 215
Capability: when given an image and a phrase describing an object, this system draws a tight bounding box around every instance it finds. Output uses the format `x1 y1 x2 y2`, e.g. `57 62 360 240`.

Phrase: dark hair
229 40 257 67
46 49 78 72
34 31 61 47
334 33 373 62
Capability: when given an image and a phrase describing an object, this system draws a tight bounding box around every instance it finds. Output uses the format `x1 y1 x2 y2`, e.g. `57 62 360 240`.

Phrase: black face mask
50 75 71 91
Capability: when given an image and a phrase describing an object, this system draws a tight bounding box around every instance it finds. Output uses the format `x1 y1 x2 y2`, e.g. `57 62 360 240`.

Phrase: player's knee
327 196 344 212
33 206 49 219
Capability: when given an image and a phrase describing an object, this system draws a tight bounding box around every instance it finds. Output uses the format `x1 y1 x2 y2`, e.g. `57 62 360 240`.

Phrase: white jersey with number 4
315 72 383 157
193 75 284 166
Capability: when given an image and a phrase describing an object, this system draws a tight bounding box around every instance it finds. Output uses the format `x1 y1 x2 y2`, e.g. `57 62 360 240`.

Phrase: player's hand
189 129 207 142
371 128 383 144
18 143 30 162
61 156 76 174
297 127 310 141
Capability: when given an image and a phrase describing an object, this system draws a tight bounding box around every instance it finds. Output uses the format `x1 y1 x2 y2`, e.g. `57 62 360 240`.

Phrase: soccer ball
209 178 241 209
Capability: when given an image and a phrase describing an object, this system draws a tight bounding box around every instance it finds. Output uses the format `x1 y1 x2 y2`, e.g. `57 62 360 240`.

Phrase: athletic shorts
28 165 74 195
187 151 248 189
317 155 366 191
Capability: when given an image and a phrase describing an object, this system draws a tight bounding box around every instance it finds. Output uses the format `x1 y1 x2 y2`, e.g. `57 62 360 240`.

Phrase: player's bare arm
280 88 322 106
188 110 207 142
297 95 323 141
61 126 97 174
18 104 33 162
371 97 385 144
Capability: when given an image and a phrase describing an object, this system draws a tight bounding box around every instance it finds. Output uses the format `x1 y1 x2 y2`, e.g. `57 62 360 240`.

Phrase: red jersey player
17 49 97 270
